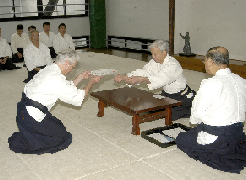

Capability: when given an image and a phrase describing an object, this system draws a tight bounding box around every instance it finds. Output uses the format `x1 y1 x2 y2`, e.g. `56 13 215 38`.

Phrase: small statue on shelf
179 32 196 57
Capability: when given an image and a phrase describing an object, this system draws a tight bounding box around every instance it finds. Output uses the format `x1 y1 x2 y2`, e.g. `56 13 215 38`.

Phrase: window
66 0 86 16
0 0 88 22
15 0 38 17
0 1 13 18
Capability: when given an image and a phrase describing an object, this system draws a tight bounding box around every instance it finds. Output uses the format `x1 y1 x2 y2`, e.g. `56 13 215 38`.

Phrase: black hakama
0 58 20 71
49 47 57 58
161 85 196 120
8 93 72 154
176 123 246 173
12 48 24 63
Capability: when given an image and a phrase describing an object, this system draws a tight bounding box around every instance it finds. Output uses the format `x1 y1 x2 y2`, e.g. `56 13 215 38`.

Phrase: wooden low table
90 87 182 135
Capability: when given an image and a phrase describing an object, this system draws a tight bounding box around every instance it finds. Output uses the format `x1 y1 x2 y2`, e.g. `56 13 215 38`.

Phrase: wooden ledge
172 54 246 79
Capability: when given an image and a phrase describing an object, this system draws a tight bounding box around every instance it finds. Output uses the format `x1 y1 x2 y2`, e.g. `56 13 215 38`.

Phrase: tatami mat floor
0 50 245 180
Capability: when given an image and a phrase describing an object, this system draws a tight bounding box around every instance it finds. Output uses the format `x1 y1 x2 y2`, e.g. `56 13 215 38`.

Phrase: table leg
97 100 105 117
165 107 173 125
132 114 140 135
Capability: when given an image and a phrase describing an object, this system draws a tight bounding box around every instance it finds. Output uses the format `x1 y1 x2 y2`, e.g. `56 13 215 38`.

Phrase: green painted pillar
89 0 106 48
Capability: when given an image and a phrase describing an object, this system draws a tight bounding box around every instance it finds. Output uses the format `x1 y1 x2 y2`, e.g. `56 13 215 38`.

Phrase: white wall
0 17 90 43
105 0 169 40
106 0 246 61
175 0 246 60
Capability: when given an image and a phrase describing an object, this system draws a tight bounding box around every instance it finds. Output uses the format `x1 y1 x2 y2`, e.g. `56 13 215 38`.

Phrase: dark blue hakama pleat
176 123 246 173
161 85 196 120
8 93 72 154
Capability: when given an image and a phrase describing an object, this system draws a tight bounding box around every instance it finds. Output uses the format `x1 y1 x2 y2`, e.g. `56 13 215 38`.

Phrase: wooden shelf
172 55 206 73
172 54 246 79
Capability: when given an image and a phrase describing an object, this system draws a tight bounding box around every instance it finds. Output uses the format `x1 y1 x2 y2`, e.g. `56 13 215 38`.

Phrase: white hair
55 49 79 64
149 40 169 53
28 29 39 37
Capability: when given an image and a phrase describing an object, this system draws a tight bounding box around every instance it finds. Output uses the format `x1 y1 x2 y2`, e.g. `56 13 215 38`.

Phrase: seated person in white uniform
26 25 36 46
23 29 53 83
114 40 196 120
53 23 75 54
176 47 246 174
8 50 104 154
11 24 29 63
0 28 21 70
39 22 56 58
22 25 36 68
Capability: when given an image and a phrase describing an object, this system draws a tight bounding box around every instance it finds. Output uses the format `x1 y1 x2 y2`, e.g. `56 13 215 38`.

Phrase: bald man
176 47 246 173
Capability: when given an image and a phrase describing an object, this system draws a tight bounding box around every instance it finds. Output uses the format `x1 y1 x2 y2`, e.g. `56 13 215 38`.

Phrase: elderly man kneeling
176 47 246 173
8 50 103 154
